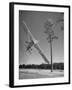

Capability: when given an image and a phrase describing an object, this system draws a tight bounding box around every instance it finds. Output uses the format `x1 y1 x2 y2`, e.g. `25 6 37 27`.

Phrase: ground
19 69 64 79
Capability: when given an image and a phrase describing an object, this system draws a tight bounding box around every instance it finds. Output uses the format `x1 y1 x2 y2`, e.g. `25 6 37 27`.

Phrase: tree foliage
44 19 58 43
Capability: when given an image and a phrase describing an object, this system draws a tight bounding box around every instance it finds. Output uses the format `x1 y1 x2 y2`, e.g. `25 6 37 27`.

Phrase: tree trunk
50 35 53 72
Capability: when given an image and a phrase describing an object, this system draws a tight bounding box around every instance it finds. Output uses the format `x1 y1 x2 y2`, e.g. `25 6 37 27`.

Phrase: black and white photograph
9 2 70 87
19 10 64 79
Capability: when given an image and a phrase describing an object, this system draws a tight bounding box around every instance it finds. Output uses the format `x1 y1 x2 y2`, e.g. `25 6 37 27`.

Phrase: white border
14 4 69 86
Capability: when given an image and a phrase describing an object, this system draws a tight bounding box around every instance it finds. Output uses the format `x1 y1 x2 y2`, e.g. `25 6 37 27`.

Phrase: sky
19 10 64 65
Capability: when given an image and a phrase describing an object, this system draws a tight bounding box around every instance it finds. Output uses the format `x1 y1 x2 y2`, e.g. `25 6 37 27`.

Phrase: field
19 69 64 79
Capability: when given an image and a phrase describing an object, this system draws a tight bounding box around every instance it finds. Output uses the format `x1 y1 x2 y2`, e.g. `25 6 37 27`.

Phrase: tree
44 19 58 72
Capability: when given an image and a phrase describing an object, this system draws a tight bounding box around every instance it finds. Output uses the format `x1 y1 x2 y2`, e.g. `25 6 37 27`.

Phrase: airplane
23 21 49 64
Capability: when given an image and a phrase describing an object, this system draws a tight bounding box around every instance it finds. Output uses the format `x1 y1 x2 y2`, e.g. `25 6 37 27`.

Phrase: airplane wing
23 21 36 43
